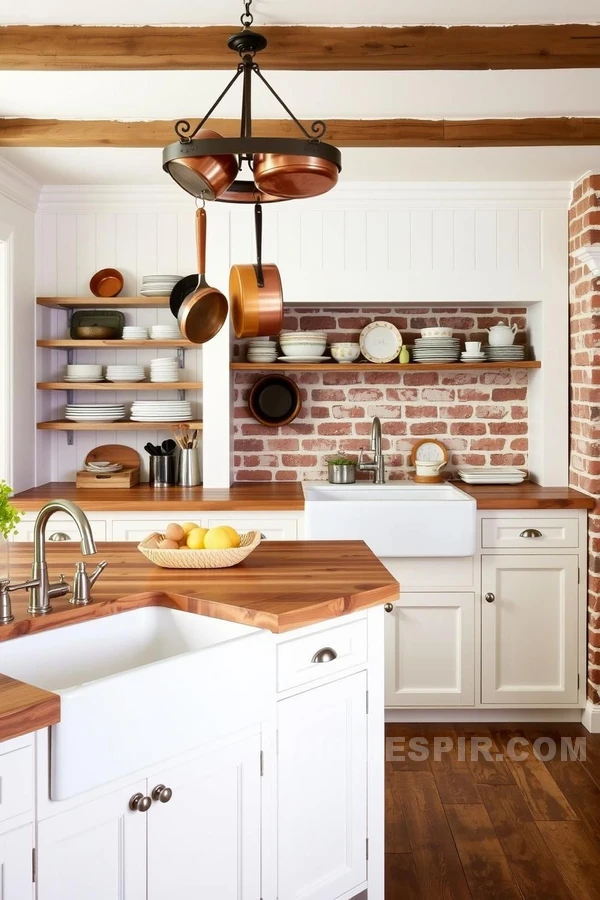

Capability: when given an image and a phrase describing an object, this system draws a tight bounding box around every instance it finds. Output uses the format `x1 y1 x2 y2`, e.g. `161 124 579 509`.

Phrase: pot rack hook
195 196 206 209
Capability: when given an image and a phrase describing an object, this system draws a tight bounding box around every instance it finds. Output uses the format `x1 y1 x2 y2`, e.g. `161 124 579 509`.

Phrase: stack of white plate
150 324 182 341
150 358 180 383
130 400 192 422
278 330 328 362
122 326 149 341
247 339 278 364
65 404 126 423
65 364 103 383
140 276 183 298
105 365 146 383
458 467 527 485
412 337 461 363
484 345 526 362
84 461 122 473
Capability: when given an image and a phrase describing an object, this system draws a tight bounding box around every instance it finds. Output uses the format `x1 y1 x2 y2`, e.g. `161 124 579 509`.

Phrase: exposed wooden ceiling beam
2 117 600 148
1 24 600 71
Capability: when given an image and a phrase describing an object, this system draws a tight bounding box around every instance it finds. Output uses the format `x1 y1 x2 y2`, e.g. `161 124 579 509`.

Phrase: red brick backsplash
233 306 528 483
569 172 600 705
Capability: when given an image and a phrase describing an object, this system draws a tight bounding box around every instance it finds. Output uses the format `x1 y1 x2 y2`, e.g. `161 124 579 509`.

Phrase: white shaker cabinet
147 733 261 900
481 554 580 705
384 592 475 707
36 780 147 900
277 672 368 900
0 824 34 900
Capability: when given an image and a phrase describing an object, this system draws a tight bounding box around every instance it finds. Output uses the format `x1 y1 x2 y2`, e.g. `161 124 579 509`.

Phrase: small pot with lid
487 321 518 347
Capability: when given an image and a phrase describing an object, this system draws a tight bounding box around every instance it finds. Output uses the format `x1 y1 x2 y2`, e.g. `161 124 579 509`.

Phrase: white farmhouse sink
0 607 272 799
303 482 476 557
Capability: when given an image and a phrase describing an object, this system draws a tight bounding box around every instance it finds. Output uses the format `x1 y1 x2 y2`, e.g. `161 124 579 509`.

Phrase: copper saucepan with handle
229 202 283 339
178 206 228 344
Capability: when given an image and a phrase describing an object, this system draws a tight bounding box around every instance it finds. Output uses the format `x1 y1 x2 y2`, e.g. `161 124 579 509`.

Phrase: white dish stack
149 325 182 341
278 331 329 362
246 339 278 364
485 345 526 362
105 365 145 383
64 364 103 383
413 334 460 363
130 401 192 422
458 467 527 485
65 404 126 423
122 326 149 341
140 276 183 298
150 358 180 383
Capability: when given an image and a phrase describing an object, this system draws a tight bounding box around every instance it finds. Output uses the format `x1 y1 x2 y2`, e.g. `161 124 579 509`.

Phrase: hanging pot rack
162 0 342 203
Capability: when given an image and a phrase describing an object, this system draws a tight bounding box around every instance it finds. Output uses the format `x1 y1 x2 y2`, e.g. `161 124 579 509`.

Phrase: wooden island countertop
0 540 398 743
11 481 595 511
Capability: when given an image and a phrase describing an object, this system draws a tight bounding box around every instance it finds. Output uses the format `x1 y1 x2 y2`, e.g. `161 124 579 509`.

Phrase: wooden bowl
89 268 124 298
138 530 261 569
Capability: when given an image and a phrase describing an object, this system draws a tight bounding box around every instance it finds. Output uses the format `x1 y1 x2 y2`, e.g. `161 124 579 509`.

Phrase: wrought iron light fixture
162 0 342 203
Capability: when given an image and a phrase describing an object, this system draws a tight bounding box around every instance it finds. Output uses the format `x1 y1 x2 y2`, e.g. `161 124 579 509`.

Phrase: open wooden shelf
37 339 194 349
37 382 202 391
230 361 541 372
37 420 203 431
37 297 171 309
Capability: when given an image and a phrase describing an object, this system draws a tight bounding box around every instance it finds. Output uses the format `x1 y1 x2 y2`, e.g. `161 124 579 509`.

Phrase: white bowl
420 327 453 338
330 343 360 362
280 342 327 357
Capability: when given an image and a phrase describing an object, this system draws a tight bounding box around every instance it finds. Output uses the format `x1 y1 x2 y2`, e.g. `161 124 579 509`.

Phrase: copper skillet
229 202 283 339
174 207 228 344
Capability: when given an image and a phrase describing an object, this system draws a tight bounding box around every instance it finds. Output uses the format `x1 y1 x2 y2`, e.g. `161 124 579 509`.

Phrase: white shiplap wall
35 183 570 487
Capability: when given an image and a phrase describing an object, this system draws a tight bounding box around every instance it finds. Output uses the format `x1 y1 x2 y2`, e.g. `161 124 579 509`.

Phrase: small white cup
415 460 445 477
465 341 481 354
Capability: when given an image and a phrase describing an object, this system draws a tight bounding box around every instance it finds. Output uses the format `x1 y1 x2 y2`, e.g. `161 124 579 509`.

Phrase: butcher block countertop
0 540 398 743
12 481 595 511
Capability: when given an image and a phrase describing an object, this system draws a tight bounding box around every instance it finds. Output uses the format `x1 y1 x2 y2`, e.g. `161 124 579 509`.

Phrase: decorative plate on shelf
410 439 448 467
359 321 402 363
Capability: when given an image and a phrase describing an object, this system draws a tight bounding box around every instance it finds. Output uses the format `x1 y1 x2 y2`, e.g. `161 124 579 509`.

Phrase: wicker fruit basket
138 530 262 569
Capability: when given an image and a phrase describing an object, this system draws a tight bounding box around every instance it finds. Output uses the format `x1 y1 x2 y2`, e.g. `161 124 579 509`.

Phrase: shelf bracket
66 349 74 365
177 389 186 401
177 348 185 369
66 390 74 404
66 430 74 446
66 308 74 328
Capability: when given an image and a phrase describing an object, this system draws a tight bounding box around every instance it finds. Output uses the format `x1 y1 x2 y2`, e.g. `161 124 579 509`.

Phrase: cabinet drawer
276 617 367 692
204 516 297 541
13 518 106 543
481 517 579 550
0 741 33 824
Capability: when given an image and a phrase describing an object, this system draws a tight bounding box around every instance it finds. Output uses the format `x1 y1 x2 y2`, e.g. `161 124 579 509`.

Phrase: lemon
181 521 200 536
186 527 209 550
204 526 236 550
220 525 241 548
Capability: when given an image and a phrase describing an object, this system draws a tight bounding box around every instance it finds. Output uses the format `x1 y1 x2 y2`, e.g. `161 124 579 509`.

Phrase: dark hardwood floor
385 723 600 900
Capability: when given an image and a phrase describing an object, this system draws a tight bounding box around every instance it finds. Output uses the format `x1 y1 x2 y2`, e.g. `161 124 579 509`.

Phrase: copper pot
167 129 238 201
253 153 339 200
229 203 283 339
178 207 228 344
248 374 302 428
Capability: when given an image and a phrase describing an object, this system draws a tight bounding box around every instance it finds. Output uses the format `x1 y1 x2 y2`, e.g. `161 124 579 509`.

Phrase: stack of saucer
130 400 192 422
140 276 183 298
412 336 460 363
84 460 122 473
485 345 526 362
65 364 103 383
150 358 180 383
150 324 182 341
122 326 149 341
105 365 146 383
461 349 487 363
65 403 126 423
247 339 278 364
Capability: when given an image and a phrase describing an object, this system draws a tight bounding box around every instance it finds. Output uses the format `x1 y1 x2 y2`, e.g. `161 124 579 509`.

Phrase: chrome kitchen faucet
357 416 386 484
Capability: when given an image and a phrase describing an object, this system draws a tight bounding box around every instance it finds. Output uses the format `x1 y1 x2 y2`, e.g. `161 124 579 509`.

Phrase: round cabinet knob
152 784 173 803
129 793 152 812
485 592 496 603
384 603 394 613
311 647 338 664
520 528 542 538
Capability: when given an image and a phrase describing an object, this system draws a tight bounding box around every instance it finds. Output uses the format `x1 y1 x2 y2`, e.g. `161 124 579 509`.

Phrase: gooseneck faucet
29 500 98 615
357 416 386 484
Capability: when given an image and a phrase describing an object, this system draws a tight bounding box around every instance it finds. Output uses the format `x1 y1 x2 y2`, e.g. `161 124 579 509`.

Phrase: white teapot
486 321 518 347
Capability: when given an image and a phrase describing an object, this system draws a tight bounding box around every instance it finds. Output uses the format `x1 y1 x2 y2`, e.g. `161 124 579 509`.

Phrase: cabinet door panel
148 734 261 900
277 672 367 900
481 555 579 704
0 825 33 900
37 782 146 900
385 593 475 707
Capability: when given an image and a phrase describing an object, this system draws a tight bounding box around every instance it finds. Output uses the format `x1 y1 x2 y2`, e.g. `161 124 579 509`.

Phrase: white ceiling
1 0 599 25
2 146 599 185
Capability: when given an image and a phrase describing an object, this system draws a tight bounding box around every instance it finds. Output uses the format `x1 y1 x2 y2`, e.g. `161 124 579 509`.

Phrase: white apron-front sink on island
303 481 476 557
0 607 272 799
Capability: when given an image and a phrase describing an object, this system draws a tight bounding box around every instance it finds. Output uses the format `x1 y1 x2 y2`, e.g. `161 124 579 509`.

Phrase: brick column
569 173 600 704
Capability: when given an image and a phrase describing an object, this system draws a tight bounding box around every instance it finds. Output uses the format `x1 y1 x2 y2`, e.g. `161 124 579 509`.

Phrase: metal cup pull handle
311 647 338 664
520 528 542 538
